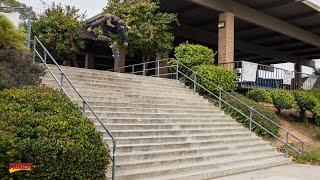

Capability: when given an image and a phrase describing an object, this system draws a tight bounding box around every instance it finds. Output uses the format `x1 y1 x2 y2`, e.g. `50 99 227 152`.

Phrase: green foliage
308 88 320 101
193 65 237 93
0 86 110 179
271 89 297 114
0 14 26 50
174 43 215 67
313 103 320 125
314 68 320 76
247 89 273 103
294 90 318 120
105 0 178 61
297 150 320 166
222 92 280 139
0 49 45 89
32 4 84 64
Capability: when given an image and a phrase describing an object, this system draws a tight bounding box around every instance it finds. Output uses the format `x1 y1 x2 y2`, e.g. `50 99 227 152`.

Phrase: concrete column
114 47 126 73
156 52 169 77
295 62 302 89
218 12 234 68
85 53 94 69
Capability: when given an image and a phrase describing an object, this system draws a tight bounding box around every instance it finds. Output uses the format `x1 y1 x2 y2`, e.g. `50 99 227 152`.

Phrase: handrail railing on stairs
109 58 304 156
33 36 116 180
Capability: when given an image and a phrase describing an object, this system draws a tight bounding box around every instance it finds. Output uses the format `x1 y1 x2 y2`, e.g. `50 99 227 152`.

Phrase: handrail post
193 74 197 92
249 107 253 131
219 88 222 109
82 101 86 113
112 142 116 180
176 62 179 80
132 66 134 74
285 132 289 157
60 72 64 92
301 141 304 154
157 60 160 77
44 51 47 65
143 63 146 76
32 38 36 62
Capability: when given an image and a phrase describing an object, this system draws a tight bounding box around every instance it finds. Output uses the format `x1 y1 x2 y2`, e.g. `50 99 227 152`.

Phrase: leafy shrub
222 92 280 139
294 90 318 119
247 89 273 103
0 49 45 89
313 103 320 125
308 88 320 101
0 14 26 50
174 43 215 67
193 64 237 93
271 89 297 114
0 86 109 179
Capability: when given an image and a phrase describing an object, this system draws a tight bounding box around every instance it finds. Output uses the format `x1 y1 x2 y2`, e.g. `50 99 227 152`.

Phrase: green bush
294 90 318 120
308 88 320 101
174 43 215 67
297 150 320 166
0 86 109 179
271 89 297 114
0 49 45 89
222 92 280 139
247 89 273 103
193 64 237 93
313 103 320 125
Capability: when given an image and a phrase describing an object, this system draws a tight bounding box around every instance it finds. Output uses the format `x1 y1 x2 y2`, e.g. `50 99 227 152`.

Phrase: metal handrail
109 58 304 155
33 36 116 180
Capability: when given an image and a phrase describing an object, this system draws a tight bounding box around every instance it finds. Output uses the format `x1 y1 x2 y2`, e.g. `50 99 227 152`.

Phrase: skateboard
110 42 121 61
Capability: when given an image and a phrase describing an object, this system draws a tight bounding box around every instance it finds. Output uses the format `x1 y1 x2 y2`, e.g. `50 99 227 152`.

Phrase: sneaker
124 42 128 47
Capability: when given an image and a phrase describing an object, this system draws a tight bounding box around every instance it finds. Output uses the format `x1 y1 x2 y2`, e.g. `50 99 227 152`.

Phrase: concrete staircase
42 64 291 179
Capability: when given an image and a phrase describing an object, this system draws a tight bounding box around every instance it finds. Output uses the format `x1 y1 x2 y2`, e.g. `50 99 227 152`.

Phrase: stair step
98 123 242 131
91 117 235 124
42 74 184 87
115 150 281 172
150 157 291 180
104 128 250 138
112 138 268 153
103 133 257 145
110 153 288 179
89 106 217 113
113 140 267 161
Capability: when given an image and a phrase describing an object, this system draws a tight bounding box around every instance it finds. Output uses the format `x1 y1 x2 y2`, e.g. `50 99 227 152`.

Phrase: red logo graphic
9 163 32 173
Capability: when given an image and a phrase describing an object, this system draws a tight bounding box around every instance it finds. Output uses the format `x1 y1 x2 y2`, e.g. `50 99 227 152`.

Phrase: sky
1 0 320 72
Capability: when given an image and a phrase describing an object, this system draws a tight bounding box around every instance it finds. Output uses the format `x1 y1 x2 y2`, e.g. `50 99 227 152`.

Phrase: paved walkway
215 164 320 180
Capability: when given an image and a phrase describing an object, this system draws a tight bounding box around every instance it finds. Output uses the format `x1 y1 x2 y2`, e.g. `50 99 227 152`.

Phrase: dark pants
102 25 128 43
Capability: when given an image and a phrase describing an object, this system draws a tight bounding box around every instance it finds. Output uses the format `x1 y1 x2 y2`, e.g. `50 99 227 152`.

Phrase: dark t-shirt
90 14 126 28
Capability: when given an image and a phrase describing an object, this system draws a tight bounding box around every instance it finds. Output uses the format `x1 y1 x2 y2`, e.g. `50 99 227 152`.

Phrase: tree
314 68 320 76
0 14 26 50
105 0 178 62
32 4 84 66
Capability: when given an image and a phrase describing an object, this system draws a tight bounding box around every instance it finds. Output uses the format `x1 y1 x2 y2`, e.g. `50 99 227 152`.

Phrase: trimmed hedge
222 92 280 139
271 89 297 114
247 89 273 103
193 65 237 93
0 86 109 179
174 43 215 67
294 90 318 120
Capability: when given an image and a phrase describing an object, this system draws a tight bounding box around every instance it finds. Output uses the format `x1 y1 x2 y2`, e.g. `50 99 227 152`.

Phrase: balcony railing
220 61 320 91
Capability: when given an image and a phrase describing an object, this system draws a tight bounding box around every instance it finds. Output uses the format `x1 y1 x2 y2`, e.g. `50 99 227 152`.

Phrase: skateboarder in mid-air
87 13 130 47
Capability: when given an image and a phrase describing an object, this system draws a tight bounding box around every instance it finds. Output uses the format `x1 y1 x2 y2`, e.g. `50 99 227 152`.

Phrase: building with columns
79 0 320 74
